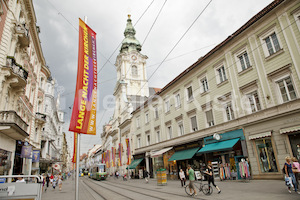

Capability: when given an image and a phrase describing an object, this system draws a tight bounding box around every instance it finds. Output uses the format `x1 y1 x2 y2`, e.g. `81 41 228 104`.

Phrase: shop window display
0 149 12 175
255 138 278 173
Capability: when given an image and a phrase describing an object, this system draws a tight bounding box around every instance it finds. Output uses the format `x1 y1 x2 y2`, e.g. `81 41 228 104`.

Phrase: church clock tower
113 15 149 119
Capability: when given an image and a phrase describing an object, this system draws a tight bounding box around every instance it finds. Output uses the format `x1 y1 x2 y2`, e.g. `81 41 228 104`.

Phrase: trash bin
157 168 167 186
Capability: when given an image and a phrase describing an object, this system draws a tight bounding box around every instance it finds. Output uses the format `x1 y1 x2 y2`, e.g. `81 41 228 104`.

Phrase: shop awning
128 158 143 169
249 131 272 140
168 147 200 161
197 138 240 154
280 126 300 134
151 147 173 158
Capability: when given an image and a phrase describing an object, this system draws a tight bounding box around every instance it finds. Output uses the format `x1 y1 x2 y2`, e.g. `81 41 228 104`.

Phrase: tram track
82 178 134 200
83 176 204 200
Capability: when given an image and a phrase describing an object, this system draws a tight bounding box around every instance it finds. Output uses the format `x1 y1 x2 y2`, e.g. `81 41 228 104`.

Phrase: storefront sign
21 146 32 158
32 150 40 163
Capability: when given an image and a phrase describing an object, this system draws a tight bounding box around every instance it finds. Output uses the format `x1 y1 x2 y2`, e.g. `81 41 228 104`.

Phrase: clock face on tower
131 55 137 60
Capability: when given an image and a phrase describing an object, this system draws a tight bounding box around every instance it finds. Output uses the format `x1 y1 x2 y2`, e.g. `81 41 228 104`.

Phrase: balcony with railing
35 112 46 124
15 23 30 48
3 56 28 88
0 110 29 140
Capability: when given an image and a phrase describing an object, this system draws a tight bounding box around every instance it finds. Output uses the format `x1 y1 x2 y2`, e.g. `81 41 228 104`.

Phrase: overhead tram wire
132 0 213 100
97 0 155 75
44 0 155 149
94 1 213 145
141 0 167 46
59 43 216 97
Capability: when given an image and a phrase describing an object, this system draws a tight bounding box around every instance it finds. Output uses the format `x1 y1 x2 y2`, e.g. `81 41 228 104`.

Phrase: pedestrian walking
58 173 63 191
52 176 57 190
179 169 186 187
284 156 300 194
144 170 149 183
186 165 197 196
292 157 300 188
205 163 221 194
45 175 50 191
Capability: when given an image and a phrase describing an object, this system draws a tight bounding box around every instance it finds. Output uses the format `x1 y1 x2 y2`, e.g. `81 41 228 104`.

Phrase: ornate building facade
102 0 300 180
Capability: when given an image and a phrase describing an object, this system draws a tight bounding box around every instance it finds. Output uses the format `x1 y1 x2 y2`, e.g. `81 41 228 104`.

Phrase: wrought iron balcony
15 23 30 48
0 110 29 140
4 57 28 87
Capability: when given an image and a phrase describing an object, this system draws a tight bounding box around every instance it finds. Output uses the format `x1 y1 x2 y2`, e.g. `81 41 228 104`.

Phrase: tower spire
120 14 141 53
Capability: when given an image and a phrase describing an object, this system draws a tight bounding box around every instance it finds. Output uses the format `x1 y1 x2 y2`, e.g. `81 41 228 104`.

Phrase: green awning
168 147 200 161
128 158 143 169
197 138 240 154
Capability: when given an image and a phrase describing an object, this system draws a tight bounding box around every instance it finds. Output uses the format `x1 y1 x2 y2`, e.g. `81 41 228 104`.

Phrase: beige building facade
101 0 300 180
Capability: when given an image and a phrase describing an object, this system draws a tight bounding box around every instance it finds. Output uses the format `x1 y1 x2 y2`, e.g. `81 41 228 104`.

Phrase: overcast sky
32 0 274 155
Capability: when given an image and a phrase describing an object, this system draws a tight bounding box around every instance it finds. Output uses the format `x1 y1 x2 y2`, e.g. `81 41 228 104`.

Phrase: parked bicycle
184 179 213 196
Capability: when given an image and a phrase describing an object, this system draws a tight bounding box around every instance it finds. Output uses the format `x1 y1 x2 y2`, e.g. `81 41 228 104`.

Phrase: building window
137 135 141 148
165 100 170 113
35 128 38 142
205 110 214 127
167 126 172 139
277 76 296 102
178 122 184 136
255 137 278 173
224 102 235 121
132 65 138 76
136 117 140 128
247 91 261 113
154 107 159 119
145 112 149 123
146 134 150 146
238 51 251 71
190 116 198 132
200 77 209 93
58 137 60 146
175 93 181 108
264 32 280 56
186 86 193 101
216 65 227 84
156 131 161 143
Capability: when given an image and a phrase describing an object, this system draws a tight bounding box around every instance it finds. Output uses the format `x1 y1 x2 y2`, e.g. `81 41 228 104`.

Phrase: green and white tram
90 164 107 180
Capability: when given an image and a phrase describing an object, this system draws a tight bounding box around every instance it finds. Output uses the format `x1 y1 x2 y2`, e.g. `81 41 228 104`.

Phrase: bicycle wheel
202 184 213 195
185 185 195 196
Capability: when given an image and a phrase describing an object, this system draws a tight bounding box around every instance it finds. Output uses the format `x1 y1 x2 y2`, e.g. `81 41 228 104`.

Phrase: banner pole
75 133 80 200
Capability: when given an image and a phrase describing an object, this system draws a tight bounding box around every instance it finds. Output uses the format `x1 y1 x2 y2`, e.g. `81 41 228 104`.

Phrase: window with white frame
165 100 170 113
224 102 235 121
145 112 149 123
154 107 159 119
247 91 261 113
178 122 184 136
186 86 193 101
132 65 138 76
294 10 300 31
205 110 214 127
237 51 251 71
137 135 141 148
136 116 140 128
146 133 151 146
167 126 172 139
35 128 38 142
216 65 227 84
200 77 209 93
156 131 161 143
175 93 181 108
264 32 281 56
190 116 198 132
277 76 297 102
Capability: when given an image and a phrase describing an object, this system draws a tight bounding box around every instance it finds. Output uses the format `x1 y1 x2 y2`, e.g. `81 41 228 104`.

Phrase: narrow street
41 176 299 200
